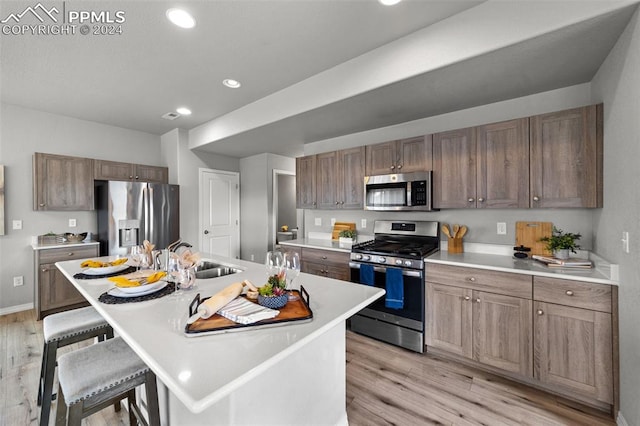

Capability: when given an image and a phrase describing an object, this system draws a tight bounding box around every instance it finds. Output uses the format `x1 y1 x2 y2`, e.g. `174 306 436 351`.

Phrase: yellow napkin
108 271 166 288
81 258 128 268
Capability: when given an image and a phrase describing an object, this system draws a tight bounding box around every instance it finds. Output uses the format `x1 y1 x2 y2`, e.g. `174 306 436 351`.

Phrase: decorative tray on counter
184 286 313 336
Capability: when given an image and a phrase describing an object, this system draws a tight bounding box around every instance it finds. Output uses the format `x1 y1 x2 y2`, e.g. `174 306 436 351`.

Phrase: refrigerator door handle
147 185 154 244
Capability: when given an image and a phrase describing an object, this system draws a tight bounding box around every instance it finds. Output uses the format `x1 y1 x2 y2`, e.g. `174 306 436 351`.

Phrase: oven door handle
349 262 422 278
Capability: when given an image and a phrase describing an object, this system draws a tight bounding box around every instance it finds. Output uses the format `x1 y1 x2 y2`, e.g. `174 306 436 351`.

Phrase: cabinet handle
537 309 544 315
135 176 139 180
340 201 344 205
475 298 481 303
129 175 133 179
41 268 46 272
468 277 476 282
67 252 74 256
565 290 574 296
397 164 402 169
463 296 471 301
478 197 485 202
39 203 46 207
390 165 395 170
321 256 327 260
533 196 540 201
335 201 339 205
468 198 475 203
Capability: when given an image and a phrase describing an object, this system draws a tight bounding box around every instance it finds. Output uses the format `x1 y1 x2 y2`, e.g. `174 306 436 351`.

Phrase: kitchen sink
194 261 242 279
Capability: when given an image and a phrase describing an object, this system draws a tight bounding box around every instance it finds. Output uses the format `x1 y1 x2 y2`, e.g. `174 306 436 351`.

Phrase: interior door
200 169 240 258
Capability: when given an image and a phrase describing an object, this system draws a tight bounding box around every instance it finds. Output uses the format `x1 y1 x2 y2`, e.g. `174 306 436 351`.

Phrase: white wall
0 103 162 311
302 85 597 247
591 8 640 425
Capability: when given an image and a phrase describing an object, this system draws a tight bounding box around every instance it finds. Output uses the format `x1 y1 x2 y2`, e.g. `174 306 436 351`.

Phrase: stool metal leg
37 342 47 406
40 341 59 426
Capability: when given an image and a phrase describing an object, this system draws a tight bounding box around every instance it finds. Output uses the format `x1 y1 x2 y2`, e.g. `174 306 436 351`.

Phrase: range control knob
355 254 363 260
362 255 371 261
395 259 403 265
404 260 412 267
378 257 387 264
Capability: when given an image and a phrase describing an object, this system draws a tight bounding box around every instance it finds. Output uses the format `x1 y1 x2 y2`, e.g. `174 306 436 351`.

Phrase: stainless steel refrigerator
95 181 180 256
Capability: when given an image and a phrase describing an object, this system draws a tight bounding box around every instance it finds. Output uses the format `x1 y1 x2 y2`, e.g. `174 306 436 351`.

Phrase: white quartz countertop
426 251 617 286
32 241 99 250
279 236 373 253
56 255 384 414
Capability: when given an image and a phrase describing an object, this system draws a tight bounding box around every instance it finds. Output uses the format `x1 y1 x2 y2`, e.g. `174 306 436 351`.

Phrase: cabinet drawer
38 245 99 264
301 247 349 265
533 276 611 313
426 263 532 299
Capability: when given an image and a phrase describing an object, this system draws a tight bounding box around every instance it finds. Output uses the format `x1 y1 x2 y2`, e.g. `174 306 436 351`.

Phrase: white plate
108 282 167 298
83 264 130 276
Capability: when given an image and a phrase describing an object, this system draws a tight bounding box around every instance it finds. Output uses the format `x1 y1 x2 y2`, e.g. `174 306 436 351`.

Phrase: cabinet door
301 261 326 277
426 282 472 358
365 141 396 175
530 105 602 208
40 264 86 311
534 301 613 403
477 119 529 208
473 291 532 376
135 164 168 183
34 153 94 211
397 135 432 173
94 159 135 181
316 152 338 209
337 147 365 209
432 128 476 209
296 155 316 209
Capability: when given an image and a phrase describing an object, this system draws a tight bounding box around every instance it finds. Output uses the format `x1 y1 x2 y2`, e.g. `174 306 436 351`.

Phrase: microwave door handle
349 262 422 278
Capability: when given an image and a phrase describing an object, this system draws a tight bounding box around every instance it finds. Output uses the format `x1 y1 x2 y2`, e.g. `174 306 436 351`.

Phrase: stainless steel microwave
364 171 435 211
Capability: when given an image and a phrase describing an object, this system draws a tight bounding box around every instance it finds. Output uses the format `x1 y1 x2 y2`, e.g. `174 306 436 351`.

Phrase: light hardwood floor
2 310 614 425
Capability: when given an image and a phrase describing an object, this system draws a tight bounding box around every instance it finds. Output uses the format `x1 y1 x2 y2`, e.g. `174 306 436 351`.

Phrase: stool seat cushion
57 337 149 405
43 306 109 343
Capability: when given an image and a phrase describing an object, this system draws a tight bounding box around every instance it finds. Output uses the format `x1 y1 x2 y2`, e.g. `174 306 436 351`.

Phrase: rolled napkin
108 271 166 288
143 239 155 256
217 297 279 325
81 258 128 268
176 249 202 268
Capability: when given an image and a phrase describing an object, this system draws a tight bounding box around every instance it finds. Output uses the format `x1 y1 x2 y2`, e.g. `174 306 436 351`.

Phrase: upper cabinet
94 160 168 184
530 105 602 208
365 136 432 176
33 153 94 211
433 127 477 209
299 147 365 210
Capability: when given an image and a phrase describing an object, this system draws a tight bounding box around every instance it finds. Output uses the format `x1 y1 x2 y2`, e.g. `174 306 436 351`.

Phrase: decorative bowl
257 294 288 309
64 232 87 242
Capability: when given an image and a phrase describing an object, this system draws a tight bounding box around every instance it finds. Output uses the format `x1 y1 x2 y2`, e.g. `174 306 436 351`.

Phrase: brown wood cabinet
33 153 94 211
533 276 614 405
365 135 432 176
297 147 365 210
34 244 98 319
433 119 529 209
300 247 350 281
426 264 532 377
94 159 168 183
530 105 603 208
296 155 317 209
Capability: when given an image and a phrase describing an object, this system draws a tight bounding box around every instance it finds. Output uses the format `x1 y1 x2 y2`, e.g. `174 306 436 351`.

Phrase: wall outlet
69 218 77 227
12 220 22 230
361 219 367 229
315 218 322 226
497 222 507 235
250 254 255 262
13 276 24 287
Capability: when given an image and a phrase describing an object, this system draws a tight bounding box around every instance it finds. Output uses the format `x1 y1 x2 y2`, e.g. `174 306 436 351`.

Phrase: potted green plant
338 229 357 244
539 227 581 259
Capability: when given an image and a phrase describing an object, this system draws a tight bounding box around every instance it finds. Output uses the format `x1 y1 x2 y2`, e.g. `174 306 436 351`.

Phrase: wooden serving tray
184 287 313 336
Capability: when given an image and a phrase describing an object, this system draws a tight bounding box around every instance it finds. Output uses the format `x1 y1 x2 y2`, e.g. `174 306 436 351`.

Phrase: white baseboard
0 303 34 316
617 411 629 426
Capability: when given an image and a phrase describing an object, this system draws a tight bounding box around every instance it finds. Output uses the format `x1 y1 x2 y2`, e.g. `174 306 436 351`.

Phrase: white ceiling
1 1 638 158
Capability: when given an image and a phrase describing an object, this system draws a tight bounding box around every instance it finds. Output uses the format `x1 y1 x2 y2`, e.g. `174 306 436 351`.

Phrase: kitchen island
56 255 384 425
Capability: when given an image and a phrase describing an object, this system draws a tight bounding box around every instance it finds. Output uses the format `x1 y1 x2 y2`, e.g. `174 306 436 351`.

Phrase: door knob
203 230 209 234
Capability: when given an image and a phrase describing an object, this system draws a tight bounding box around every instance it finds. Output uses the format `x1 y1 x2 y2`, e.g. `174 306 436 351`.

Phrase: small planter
554 249 570 260
339 237 355 244
258 294 288 309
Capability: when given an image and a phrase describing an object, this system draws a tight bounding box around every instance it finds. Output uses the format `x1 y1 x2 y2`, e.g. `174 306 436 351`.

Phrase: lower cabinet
299 247 350 281
35 244 99 319
426 263 617 413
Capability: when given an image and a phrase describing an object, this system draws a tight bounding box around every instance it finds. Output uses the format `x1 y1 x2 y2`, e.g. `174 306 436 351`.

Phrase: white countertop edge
32 241 99 250
56 261 384 413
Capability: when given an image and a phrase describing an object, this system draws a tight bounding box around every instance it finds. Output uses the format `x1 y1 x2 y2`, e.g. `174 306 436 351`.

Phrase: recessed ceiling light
222 79 241 89
379 0 402 5
176 107 192 115
166 8 196 28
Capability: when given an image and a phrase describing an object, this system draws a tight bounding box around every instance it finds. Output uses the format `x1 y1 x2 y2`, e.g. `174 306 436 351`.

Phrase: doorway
199 169 240 258
272 169 297 250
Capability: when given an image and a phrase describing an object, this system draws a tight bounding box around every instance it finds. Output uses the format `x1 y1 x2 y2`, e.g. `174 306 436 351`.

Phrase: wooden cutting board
332 222 356 240
515 222 553 256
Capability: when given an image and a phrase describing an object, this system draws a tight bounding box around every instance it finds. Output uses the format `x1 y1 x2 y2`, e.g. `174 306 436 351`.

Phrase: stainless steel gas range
349 220 439 353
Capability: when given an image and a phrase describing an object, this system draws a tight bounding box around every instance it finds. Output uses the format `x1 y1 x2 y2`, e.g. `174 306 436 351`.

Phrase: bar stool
38 307 114 426
54 337 160 426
